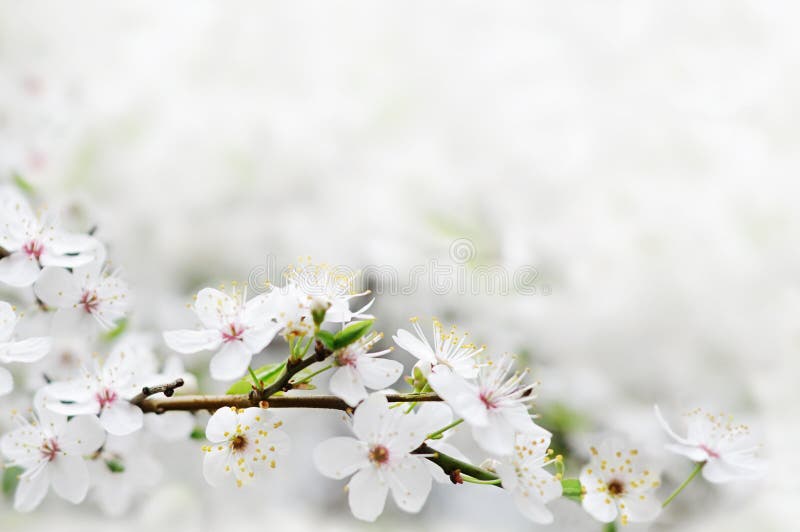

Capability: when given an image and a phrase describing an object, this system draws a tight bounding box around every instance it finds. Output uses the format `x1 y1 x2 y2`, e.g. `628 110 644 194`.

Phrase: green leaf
561 478 583 502
2 466 23 498
12 172 35 195
102 318 128 342
315 330 335 350
226 362 286 394
105 459 125 473
190 426 205 440
333 320 373 350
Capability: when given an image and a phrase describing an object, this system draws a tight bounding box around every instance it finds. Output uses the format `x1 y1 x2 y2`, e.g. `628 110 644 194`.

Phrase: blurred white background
1 1 798 530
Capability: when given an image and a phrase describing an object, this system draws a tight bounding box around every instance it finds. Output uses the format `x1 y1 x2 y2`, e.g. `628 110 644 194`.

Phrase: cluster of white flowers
0 185 768 527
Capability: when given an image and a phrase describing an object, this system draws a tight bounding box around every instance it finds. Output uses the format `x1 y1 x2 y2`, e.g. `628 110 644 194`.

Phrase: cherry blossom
284 261 374 323
39 339 158 436
313 393 432 521
201 406 291 488
0 397 105 512
491 433 562 524
34 246 130 331
0 185 97 287
393 318 483 380
0 300 52 396
579 439 662 525
655 406 767 483
428 353 546 455
163 286 281 380
329 331 403 406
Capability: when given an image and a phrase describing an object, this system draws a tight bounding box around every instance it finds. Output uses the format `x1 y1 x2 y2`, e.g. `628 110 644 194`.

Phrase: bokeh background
0 1 797 530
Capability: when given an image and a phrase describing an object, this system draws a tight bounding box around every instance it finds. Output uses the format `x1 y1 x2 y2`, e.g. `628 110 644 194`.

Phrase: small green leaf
2 466 23 498
190 426 205 440
333 320 373 350
12 172 35 195
102 318 128 342
315 330 335 350
561 478 583 501
105 459 125 473
226 362 286 394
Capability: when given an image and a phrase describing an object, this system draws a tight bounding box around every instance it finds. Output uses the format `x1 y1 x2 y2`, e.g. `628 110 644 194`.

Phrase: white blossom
0 185 97 287
201 406 291 488
329 331 403 407
412 402 470 483
492 433 562 524
655 406 767 483
579 439 662 525
0 396 105 511
0 301 51 396
313 393 432 522
163 286 281 381
393 318 483 380
284 261 374 323
34 246 130 331
39 339 158 436
429 353 546 455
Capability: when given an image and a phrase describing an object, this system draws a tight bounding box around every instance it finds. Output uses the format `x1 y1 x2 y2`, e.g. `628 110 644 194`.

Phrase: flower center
80 290 100 313
335 348 357 367
607 479 625 496
22 240 44 260
230 435 248 452
222 323 245 343
40 438 61 462
479 392 497 410
368 445 390 465
700 443 721 459
96 388 118 408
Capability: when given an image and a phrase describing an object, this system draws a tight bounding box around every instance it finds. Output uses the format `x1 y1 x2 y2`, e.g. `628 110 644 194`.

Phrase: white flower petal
33 267 81 308
582 492 618 523
3 337 52 363
313 436 368 479
205 407 237 442
0 301 18 341
209 341 252 381
99 402 143 436
39 251 93 269
472 411 516 455
241 323 280 354
51 454 90 504
0 252 40 287
14 466 50 512
388 457 432 513
664 443 707 462
194 288 236 330
357 357 403 391
654 405 693 445
352 393 391 443
513 491 555 524
163 329 222 354
347 466 389 522
620 494 661 522
0 365 12 395
393 329 435 364
59 415 106 455
203 449 231 487
329 366 368 407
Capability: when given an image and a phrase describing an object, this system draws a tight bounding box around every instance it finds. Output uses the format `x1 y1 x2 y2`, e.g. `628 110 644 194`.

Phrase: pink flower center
335 348 357 367
221 323 245 343
40 438 61 462
80 290 100 313
22 240 44 260
96 388 118 408
369 444 390 465
479 392 497 410
700 444 721 459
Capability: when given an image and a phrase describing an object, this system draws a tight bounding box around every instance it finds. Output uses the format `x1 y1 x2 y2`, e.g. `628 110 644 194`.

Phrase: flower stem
662 461 705 508
426 418 464 440
461 474 502 485
248 367 262 391
291 364 332 385
603 522 618 532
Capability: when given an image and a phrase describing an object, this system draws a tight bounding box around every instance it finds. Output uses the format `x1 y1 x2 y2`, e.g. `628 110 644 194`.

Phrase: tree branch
413 443 502 486
137 392 442 414
130 378 185 405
